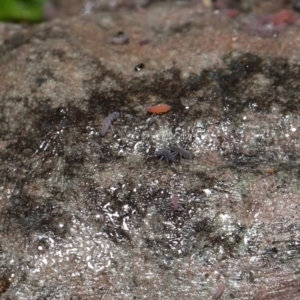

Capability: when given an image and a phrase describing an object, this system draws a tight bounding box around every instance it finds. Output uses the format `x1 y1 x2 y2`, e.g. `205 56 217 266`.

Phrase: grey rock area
1 1 300 299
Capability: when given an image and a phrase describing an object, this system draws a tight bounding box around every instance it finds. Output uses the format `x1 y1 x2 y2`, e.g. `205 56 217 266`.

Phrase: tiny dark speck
139 38 150 45
293 0 300 11
134 63 145 71
36 77 47 87
271 247 278 253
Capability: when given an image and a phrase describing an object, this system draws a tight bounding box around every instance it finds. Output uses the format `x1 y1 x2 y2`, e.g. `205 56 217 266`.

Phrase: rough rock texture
1 1 300 299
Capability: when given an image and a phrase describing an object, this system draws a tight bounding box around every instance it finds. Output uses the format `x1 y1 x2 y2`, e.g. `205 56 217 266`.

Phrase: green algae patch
0 0 45 22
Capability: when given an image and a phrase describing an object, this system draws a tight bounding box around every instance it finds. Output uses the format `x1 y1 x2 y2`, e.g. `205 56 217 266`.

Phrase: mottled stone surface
1 1 300 299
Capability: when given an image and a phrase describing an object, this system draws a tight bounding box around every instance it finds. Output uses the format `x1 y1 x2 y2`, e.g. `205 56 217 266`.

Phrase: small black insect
101 112 120 137
134 63 145 71
155 149 177 163
170 145 191 159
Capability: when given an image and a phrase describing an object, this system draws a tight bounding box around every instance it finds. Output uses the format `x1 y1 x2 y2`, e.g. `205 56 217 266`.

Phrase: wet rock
0 1 300 299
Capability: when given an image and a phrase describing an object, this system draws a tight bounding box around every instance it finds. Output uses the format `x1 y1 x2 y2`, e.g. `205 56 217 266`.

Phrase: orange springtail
147 103 171 114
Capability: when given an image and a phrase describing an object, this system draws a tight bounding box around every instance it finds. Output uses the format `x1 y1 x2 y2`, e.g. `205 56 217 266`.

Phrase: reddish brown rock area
0 1 300 299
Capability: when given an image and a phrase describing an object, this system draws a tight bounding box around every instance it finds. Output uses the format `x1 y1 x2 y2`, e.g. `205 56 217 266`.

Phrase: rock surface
1 1 300 299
